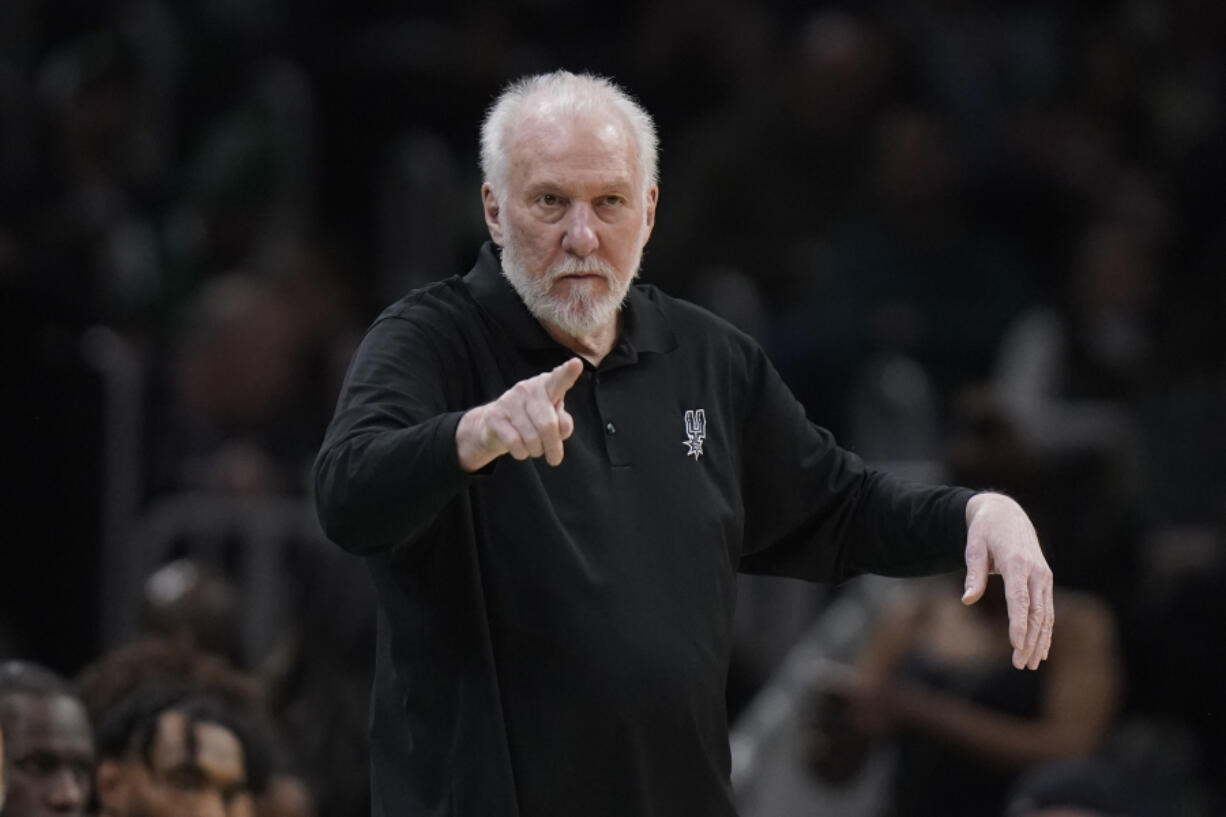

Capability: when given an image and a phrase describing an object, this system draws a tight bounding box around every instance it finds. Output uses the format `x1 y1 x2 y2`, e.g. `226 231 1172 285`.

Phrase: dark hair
94 681 270 793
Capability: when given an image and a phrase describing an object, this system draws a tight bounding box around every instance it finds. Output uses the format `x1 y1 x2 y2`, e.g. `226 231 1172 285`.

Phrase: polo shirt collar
464 242 677 359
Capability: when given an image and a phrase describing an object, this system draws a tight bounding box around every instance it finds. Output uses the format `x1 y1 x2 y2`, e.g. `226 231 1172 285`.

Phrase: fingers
545 358 584 402
483 359 585 467
483 409 529 461
962 493 1055 671
557 404 575 442
525 394 565 465
1036 586 1055 665
1004 570 1033 669
999 558 1056 669
1021 568 1055 670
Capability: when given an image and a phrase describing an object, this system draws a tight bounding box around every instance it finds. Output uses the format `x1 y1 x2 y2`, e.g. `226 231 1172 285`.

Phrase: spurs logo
683 409 707 460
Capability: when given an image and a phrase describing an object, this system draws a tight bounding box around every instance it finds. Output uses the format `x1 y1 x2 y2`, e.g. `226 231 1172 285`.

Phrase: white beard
500 228 643 338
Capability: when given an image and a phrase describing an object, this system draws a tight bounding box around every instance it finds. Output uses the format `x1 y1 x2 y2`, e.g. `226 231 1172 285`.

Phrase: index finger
545 357 584 403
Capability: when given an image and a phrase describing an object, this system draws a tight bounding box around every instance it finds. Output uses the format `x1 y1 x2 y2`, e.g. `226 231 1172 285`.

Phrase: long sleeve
738 343 972 582
312 308 478 555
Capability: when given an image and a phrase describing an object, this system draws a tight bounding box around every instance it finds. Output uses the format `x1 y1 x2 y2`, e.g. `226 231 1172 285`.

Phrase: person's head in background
93 683 264 817
0 661 94 817
139 559 243 667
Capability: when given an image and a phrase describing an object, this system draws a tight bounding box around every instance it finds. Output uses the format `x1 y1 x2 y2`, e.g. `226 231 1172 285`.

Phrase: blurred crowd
1 1 1224 816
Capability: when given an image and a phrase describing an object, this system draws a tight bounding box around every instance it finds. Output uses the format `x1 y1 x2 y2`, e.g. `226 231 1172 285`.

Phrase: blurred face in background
0 693 94 817
97 710 247 817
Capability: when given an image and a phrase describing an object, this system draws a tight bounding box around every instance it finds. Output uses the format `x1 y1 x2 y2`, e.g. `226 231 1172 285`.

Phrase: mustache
547 255 618 280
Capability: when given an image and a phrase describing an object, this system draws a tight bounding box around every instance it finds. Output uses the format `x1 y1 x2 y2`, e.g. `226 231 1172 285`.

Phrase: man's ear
482 183 505 246
95 760 129 816
641 184 659 244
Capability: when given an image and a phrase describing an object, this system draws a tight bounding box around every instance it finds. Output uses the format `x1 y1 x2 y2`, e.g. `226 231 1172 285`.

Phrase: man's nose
560 203 598 257
45 768 86 812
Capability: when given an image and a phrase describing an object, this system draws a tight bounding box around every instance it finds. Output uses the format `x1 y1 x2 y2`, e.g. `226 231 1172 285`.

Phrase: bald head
480 71 658 205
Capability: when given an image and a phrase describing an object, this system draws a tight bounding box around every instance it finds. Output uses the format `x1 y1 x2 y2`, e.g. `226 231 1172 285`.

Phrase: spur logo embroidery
682 409 707 460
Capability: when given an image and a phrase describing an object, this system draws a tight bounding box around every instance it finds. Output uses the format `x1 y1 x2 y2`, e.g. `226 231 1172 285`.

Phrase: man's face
99 710 247 817
483 108 658 338
0 693 94 817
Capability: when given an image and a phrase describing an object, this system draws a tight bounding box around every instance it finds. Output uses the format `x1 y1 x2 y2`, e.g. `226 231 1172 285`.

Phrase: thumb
962 538 989 606
545 357 584 403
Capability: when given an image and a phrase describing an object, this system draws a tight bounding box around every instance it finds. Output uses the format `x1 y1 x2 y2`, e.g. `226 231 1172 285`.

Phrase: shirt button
605 422 616 435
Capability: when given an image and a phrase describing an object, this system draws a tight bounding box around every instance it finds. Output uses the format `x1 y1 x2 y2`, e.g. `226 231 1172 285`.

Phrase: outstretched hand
962 492 1054 670
456 358 584 472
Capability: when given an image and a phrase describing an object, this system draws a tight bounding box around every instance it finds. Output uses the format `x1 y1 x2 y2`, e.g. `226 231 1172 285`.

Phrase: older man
313 70 1053 817
0 662 94 817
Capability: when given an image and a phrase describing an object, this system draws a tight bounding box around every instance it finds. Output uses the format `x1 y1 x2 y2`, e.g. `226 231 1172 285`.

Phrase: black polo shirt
313 243 972 817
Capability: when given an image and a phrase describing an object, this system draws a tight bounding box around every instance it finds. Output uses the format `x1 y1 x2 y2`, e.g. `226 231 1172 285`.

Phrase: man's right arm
313 314 475 555
314 314 584 555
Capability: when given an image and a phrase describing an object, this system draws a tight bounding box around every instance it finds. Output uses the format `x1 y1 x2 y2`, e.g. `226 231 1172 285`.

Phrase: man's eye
539 194 559 206
601 196 623 207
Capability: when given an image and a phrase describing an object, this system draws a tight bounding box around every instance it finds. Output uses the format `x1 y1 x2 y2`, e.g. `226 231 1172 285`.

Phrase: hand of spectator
962 493 1054 670
456 358 584 472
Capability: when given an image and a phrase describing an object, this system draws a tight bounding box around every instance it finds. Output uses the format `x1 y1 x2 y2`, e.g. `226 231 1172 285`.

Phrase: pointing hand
456 358 584 471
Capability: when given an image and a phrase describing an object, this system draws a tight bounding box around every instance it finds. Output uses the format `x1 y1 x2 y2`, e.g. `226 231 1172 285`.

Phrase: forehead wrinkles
507 108 640 189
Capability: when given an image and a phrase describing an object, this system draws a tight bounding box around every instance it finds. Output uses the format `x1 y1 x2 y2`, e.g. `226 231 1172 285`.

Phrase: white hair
480 70 659 204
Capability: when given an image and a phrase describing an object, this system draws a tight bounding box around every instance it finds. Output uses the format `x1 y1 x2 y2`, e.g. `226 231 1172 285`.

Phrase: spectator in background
77 638 311 817
0 661 94 817
649 8 897 311
805 575 1121 817
92 683 258 817
138 559 244 668
992 214 1157 473
26 27 149 326
787 104 1033 434
988 211 1160 604
146 238 359 501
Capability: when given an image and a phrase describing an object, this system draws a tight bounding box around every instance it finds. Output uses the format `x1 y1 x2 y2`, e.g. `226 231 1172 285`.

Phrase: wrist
456 405 497 472
965 491 1016 526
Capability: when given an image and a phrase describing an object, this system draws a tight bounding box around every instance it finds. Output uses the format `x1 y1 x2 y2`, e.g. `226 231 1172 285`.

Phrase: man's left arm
961 492 1054 670
735 341 1053 669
